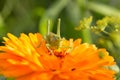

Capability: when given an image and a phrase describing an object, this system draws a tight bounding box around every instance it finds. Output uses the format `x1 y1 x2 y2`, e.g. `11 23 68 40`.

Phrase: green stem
81 29 92 44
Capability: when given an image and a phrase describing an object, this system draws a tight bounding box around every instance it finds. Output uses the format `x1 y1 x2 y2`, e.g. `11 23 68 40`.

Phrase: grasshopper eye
49 34 59 42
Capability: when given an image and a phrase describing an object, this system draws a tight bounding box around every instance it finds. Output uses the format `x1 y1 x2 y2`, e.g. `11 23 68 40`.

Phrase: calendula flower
0 33 116 80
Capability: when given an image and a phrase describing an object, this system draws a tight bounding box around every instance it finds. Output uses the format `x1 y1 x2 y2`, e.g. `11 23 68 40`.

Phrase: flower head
0 33 116 80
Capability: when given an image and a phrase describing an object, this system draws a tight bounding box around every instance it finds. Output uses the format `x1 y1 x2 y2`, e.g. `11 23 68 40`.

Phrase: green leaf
0 14 7 36
88 1 120 16
66 0 81 25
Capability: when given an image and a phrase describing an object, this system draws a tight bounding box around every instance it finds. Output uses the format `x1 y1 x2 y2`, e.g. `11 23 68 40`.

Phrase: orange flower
0 33 116 80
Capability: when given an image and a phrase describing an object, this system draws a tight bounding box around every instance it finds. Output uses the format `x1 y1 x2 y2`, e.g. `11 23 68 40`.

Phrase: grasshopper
45 19 61 54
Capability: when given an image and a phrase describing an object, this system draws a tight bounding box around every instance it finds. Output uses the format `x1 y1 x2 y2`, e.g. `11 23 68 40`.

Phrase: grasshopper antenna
47 19 50 35
57 18 61 38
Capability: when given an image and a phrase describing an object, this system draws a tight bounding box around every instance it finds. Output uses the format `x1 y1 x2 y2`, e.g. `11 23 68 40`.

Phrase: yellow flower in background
0 33 116 80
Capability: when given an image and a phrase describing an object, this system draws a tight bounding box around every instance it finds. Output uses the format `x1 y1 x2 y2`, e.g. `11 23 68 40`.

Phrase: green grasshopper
45 19 61 54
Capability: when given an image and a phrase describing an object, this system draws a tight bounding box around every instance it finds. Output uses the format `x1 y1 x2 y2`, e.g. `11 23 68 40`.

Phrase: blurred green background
0 0 120 37
0 0 120 67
